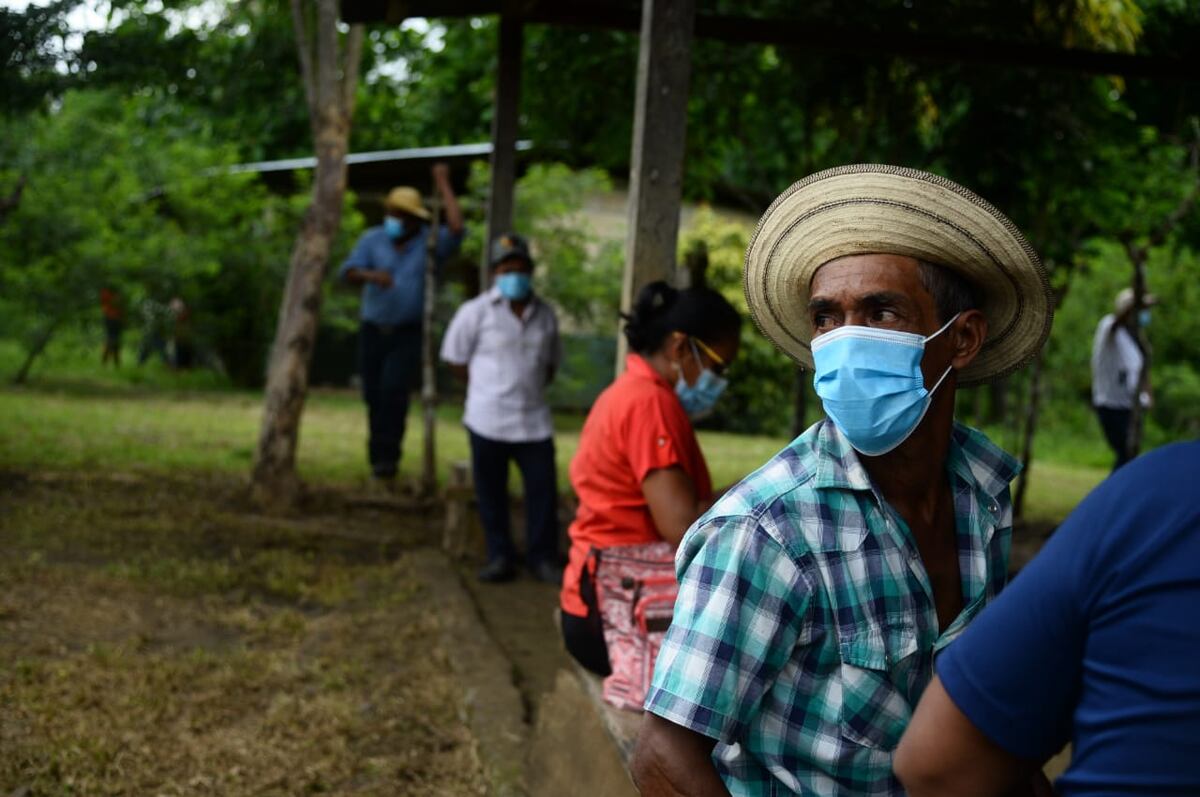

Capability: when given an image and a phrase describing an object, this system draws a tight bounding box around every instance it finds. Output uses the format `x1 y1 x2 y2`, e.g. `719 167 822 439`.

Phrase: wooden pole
615 0 695 374
482 14 523 293
421 194 442 497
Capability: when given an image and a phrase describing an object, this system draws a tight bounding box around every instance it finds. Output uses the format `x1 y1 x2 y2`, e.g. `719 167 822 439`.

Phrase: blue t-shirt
338 224 463 326
937 441 1200 796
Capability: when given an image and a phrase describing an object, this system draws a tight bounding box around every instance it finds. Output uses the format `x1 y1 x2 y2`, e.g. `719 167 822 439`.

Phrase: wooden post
443 460 481 558
420 194 442 498
482 14 523 293
615 0 696 373
682 239 708 288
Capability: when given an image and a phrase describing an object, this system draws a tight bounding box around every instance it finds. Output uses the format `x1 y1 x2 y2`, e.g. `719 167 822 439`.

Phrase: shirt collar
810 418 1020 502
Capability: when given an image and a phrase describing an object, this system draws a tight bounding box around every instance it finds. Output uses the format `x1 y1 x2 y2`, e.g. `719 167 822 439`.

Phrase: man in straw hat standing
339 164 464 488
632 165 1053 796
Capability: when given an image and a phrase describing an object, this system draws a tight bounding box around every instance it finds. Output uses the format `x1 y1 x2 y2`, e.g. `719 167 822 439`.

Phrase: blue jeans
360 322 422 477
468 430 559 566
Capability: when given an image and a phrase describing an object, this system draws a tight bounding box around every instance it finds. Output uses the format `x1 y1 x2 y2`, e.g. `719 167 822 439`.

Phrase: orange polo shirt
560 354 713 618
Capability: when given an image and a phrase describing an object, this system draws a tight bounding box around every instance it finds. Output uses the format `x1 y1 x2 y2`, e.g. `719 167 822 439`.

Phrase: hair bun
623 281 680 353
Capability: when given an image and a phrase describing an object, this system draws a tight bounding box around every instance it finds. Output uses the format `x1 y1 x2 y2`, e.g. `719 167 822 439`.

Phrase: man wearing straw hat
632 165 1053 796
339 164 464 488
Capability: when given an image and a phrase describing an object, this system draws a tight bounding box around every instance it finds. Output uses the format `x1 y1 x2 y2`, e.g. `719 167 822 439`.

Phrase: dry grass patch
0 472 486 796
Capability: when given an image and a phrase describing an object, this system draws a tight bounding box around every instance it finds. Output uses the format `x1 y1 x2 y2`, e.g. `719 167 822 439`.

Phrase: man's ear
950 309 988 371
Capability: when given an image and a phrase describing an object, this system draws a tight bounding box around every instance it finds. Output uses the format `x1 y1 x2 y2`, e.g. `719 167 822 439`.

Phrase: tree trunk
250 0 362 509
251 124 348 508
989 377 1010 426
11 317 59 385
420 196 441 497
791 367 808 439
1125 249 1151 458
0 174 26 227
1012 352 1045 521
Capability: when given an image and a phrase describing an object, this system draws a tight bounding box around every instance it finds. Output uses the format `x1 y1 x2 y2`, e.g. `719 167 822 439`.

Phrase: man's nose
841 311 869 328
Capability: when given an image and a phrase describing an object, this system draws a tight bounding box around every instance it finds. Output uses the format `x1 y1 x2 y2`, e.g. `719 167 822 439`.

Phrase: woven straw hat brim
385 187 431 220
743 164 1053 386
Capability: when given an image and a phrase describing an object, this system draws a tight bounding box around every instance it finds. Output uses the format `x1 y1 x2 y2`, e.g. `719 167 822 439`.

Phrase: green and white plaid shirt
645 419 1020 796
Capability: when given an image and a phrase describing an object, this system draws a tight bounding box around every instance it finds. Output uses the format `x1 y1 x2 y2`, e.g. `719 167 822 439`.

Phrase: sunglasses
691 337 729 376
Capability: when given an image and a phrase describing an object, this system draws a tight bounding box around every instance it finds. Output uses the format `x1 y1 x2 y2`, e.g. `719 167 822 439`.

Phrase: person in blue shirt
338 163 464 485
895 440 1200 797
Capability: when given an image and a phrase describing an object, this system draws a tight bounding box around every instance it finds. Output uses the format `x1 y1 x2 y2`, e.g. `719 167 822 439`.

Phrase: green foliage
0 0 76 115
680 209 802 436
463 159 624 328
0 89 363 386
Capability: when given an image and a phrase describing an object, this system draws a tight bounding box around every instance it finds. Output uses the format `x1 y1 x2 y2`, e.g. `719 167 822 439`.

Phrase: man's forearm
437 178 464 234
631 714 728 797
342 267 378 286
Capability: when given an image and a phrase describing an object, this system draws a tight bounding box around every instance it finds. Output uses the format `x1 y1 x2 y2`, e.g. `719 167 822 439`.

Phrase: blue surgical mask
383 216 406 239
1138 309 1151 327
496 272 532 301
675 340 729 419
811 314 959 456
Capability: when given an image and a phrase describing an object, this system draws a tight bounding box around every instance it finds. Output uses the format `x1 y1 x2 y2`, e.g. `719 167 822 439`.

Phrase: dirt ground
0 470 487 796
0 467 1066 795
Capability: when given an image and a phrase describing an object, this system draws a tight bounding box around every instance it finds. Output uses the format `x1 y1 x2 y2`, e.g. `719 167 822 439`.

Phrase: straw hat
384 186 431 220
743 164 1053 385
1114 287 1158 315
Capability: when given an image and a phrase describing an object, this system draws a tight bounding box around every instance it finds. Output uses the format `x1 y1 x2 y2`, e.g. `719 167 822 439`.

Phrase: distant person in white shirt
441 233 564 584
1090 287 1155 471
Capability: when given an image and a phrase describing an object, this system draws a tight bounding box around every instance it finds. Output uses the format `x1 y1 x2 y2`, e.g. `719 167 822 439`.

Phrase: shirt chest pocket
837 623 919 750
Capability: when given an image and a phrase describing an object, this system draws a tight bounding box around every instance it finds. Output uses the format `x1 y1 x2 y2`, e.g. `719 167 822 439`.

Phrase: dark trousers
562 560 611 676
360 322 422 478
468 430 559 567
1096 405 1133 471
562 611 611 676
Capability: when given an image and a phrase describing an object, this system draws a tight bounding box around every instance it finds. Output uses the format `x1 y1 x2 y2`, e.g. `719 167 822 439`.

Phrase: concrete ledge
408 548 528 796
528 669 640 797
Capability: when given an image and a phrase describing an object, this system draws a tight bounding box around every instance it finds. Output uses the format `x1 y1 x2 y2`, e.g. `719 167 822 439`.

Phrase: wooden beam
691 15 1199 82
338 0 1199 82
482 14 523 292
616 0 695 373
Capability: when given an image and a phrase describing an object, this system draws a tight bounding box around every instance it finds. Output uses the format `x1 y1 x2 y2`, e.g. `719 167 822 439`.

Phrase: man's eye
872 309 898 322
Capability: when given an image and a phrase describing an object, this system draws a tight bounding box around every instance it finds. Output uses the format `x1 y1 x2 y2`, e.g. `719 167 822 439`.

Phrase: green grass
0 335 1112 523
0 381 1107 523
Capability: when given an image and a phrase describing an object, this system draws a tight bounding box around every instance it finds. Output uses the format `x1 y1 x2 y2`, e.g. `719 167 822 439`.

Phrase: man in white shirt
1090 287 1155 471
441 234 563 583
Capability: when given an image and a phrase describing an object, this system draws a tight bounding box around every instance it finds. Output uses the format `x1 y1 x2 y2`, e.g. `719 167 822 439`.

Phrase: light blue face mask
675 340 729 420
496 272 533 301
383 216 406 239
1138 309 1152 327
811 314 959 456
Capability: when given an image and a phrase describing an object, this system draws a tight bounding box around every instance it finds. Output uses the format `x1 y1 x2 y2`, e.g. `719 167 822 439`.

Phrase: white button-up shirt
440 286 562 442
1091 314 1144 409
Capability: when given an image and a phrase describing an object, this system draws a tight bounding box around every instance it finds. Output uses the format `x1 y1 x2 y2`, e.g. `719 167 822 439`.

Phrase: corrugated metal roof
227 140 534 175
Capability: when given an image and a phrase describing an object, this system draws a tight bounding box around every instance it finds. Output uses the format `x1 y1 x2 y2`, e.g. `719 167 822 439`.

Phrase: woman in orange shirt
560 281 741 675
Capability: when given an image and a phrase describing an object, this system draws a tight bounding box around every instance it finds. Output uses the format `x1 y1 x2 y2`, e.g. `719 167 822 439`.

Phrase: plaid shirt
645 419 1020 796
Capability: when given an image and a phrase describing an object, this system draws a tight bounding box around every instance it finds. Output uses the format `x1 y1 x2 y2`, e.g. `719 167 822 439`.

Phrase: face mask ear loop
689 338 705 373
928 363 954 397
924 311 962 343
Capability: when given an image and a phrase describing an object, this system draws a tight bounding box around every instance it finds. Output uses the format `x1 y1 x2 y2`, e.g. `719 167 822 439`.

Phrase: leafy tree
0 0 77 116
0 89 324 386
